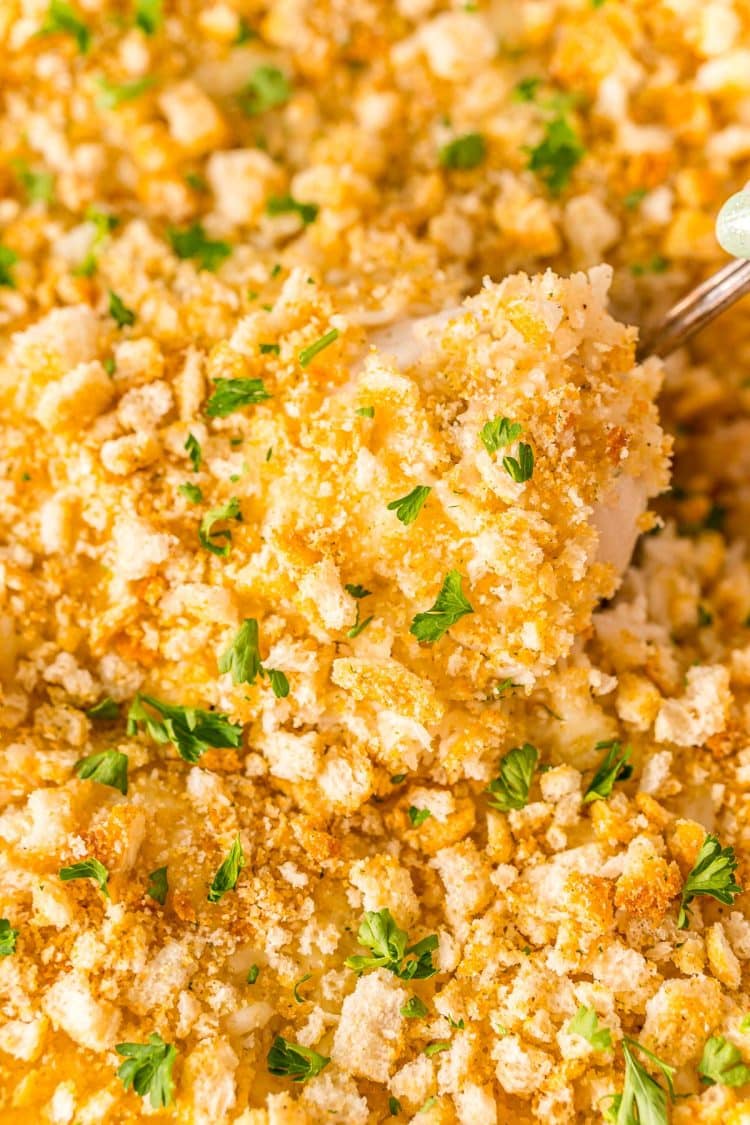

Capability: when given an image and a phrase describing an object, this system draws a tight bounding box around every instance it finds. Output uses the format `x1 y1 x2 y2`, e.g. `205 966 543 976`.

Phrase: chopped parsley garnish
615 1038 675 1125
400 995 428 1019
178 482 203 503
391 773 407 784
448 1015 465 1029
356 405 375 418
582 739 632 804
108 290 136 328
260 342 280 355
205 377 270 418
408 806 432 827
218 618 290 698
247 964 260 984
59 857 110 897
624 187 647 209
168 223 231 271
345 584 373 639
75 207 118 276
486 743 538 811
266 194 319 225
40 0 91 53
424 1041 450 1057
0 246 18 288
698 604 713 627
239 65 290 115
185 431 202 471
567 1006 612 1051
146 866 168 905
439 132 486 170
631 255 669 277
234 16 255 43
0 919 18 957
116 1033 177 1108
134 0 163 34
299 328 339 367
199 497 242 556
74 749 129 795
293 973 312 1003
502 442 534 483
389 1096 402 1116
207 835 245 902
267 1037 330 1082
126 693 243 763
409 570 473 644
698 1036 750 1087
13 161 54 204
86 696 119 720
678 834 742 929
480 415 522 455
513 76 542 102
490 678 517 698
527 115 585 194
97 76 154 109
185 171 207 192
345 908 438 981
387 484 431 526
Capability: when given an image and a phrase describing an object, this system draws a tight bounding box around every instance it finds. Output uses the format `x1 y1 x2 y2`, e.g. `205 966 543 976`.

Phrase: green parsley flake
218 618 290 698
116 1033 177 1108
178 482 203 503
486 743 538 811
345 584 374 639
266 194 319 225
409 570 473 644
513 76 542 102
74 207 118 276
567 1006 612 1051
502 442 534 483
260 342 280 355
698 1036 750 1087
108 290 136 328
205 377 270 418
582 739 632 804
527 115 585 194
135 0 163 34
387 484 431 526
247 964 260 984
168 223 231 271
439 132 486 170
408 806 432 827
0 919 18 957
389 1096 402 1116
97 75 154 109
40 0 91 53
86 696 119 720
103 356 116 375
298 328 340 367
424 1041 450 1057
126 692 242 763
267 1036 330 1082
480 415 523 454
13 161 54 204
234 16 256 43
199 497 242 556
624 187 647 209
239 65 291 115
345 908 438 981
616 1038 675 1125
678 833 742 929
207 835 245 902
631 255 669 277
74 749 129 795
59 857 110 898
185 431 202 471
146 866 168 905
400 995 428 1019
356 405 375 418
0 246 19 288
293 973 312 1003
391 773 407 784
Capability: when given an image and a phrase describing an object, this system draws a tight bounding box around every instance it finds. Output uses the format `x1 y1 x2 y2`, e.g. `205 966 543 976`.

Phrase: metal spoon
636 189 750 361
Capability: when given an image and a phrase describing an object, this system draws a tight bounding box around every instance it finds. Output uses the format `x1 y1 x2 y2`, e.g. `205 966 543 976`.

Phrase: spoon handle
636 258 750 362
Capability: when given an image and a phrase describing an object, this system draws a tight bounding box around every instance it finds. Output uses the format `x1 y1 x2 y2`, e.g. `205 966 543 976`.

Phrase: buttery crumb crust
3 2 750 1124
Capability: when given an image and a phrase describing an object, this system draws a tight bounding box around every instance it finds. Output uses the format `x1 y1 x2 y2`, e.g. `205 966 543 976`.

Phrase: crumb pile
2 2 750 1124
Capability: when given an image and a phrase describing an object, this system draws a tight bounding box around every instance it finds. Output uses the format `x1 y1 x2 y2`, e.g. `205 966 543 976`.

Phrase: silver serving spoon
637 189 750 361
